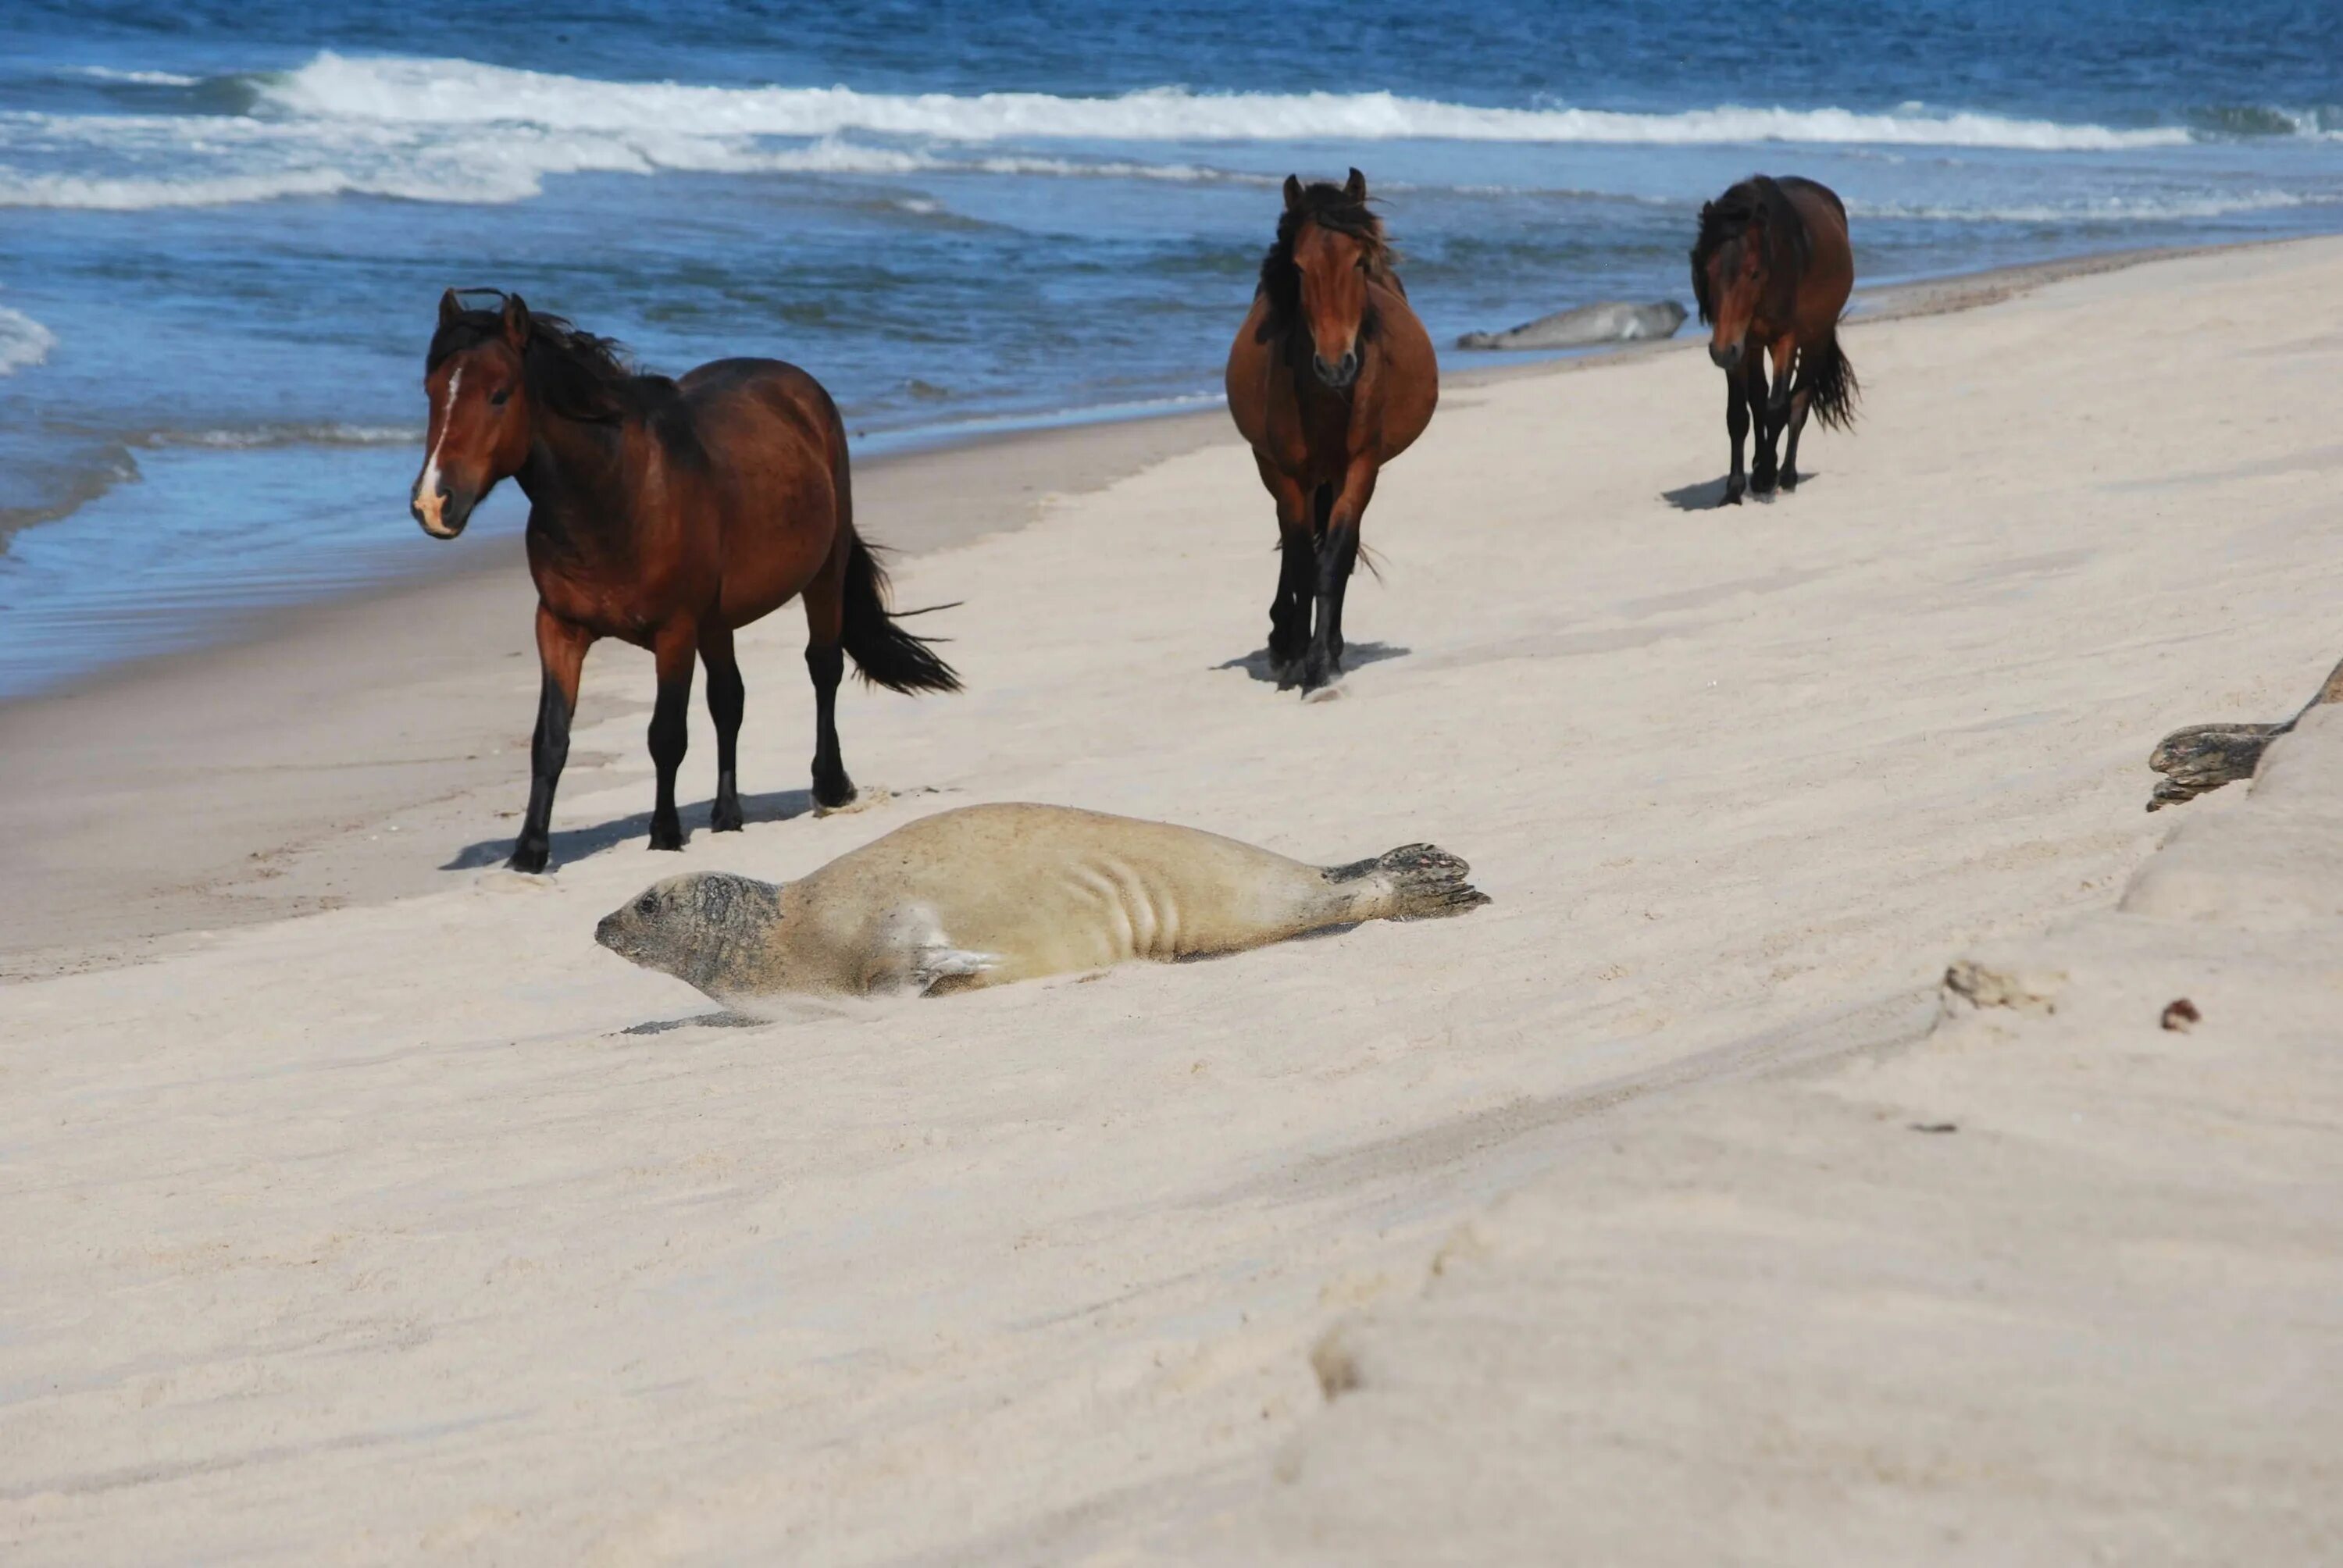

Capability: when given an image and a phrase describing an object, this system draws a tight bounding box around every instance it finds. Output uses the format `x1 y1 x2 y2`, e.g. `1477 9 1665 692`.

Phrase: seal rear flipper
1325 843 1489 921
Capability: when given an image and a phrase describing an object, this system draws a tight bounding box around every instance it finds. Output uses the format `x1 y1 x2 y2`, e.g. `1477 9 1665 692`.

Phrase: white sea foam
66 66 205 87
2 51 2305 213
262 54 2196 151
1849 190 2329 223
0 305 57 376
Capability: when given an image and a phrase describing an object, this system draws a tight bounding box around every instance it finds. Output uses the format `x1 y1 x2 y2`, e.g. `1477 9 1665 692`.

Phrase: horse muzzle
411 484 474 540
1312 350 1360 390
1709 341 1744 372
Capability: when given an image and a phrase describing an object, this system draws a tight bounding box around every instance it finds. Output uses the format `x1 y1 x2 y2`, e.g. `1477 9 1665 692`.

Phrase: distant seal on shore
1457 299 1687 351
594 802 1489 1002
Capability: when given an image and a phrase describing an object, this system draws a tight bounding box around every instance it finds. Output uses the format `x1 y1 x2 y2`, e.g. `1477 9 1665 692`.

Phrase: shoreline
0 236 2291 978
0 237 2285 715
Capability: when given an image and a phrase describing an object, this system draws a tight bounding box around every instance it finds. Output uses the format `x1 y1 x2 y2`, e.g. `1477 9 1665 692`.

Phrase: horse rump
840 531 962 694
1804 335 1860 432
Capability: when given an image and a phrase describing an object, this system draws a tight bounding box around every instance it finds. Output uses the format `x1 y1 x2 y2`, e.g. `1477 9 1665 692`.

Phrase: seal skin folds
594 803 1489 1003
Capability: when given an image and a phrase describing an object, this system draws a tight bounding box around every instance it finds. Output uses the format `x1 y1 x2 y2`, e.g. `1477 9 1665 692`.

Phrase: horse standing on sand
1690 175 1858 504
410 290 958 875
1228 169 1437 694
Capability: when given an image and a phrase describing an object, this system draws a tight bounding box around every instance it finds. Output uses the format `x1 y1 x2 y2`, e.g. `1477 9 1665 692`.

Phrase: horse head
412 290 538 540
1286 168 1375 390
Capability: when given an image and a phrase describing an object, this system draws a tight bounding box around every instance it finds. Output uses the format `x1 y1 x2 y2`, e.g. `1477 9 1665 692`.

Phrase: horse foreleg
1749 344 1784 495
647 624 697 852
1303 456 1378 694
801 551 855 810
1723 365 1749 505
512 604 593 875
1257 460 1315 686
701 623 746 832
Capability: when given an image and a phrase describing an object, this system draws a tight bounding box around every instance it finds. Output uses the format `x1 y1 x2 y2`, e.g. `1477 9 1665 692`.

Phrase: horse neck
515 407 637 540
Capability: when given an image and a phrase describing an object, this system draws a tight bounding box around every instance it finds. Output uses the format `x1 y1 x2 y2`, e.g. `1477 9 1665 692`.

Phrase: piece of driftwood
2146 653 2343 811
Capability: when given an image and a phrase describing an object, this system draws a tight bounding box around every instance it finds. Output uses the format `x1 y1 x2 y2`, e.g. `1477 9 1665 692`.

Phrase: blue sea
3 1 2339 696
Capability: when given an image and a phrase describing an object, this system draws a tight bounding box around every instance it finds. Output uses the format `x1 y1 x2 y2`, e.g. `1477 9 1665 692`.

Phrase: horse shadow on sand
1213 640 1411 684
1662 472 1822 511
441 786 819 871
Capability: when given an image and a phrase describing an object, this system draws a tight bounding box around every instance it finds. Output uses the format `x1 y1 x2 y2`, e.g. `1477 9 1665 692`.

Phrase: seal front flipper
871 903 1001 996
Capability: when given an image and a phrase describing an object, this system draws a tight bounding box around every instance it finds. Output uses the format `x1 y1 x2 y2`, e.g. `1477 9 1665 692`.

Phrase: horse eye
489 387 513 408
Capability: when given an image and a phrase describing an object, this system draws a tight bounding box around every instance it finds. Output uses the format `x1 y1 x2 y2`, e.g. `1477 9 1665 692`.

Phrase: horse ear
438 288 463 329
1283 174 1304 212
1345 167 1367 202
501 294 531 352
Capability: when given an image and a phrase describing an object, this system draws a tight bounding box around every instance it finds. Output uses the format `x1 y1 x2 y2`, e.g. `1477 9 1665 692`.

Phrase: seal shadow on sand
1212 641 1412 684
1661 472 1822 511
441 787 819 871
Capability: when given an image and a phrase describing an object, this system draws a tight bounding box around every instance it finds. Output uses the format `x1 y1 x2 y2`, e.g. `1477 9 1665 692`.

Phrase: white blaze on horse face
413 366 461 536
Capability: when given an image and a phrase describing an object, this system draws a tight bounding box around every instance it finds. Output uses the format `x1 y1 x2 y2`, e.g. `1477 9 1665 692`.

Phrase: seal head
596 871 785 997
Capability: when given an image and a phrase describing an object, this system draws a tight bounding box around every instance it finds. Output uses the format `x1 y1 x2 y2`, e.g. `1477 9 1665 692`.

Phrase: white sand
4 240 2341 1563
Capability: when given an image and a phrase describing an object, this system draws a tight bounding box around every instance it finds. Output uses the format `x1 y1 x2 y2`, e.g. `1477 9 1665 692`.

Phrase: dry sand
3 240 2340 1563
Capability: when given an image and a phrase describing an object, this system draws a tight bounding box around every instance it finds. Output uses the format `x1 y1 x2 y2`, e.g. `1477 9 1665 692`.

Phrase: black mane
426 295 672 424
1256 181 1398 337
1690 176 1830 325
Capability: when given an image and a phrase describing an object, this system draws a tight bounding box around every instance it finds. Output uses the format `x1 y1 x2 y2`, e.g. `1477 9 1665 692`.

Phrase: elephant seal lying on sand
595 803 1489 1002
1457 299 1686 351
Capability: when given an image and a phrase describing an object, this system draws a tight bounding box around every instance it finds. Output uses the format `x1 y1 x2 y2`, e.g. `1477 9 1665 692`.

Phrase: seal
1456 299 1686 351
594 802 1489 1003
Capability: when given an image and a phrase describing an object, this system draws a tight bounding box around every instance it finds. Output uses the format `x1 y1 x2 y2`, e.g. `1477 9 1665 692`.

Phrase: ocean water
2 1 2339 697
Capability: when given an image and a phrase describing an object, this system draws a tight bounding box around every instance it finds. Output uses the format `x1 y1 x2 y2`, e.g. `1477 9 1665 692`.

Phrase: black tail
840 531 961 694
1805 334 1859 432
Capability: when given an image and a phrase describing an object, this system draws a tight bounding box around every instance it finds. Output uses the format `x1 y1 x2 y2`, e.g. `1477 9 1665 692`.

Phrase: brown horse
1227 169 1437 693
1690 175 1858 504
411 290 958 874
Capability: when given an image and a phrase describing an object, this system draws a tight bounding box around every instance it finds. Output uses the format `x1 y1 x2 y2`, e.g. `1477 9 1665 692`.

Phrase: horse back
1781 180 1855 330
669 358 851 623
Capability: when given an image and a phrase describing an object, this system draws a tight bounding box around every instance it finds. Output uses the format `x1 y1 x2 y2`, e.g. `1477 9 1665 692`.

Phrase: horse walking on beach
410 290 958 874
1690 175 1858 504
1227 169 1437 693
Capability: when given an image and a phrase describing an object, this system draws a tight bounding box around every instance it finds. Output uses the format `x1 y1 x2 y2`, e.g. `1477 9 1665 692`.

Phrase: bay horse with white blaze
1690 175 1857 504
1227 169 1436 694
412 290 958 874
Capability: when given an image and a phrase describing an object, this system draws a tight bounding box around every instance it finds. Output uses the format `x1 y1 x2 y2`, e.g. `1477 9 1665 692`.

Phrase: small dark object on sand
1909 1121 1959 1135
2162 998 2201 1032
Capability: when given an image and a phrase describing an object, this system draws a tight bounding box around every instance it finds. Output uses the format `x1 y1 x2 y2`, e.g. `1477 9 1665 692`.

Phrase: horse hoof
1780 470 1799 492
507 843 551 875
711 808 744 833
648 824 686 853
813 779 858 813
1721 489 1744 508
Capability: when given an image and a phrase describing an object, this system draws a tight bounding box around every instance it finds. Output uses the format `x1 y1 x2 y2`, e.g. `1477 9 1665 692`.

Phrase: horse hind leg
802 539 857 811
701 624 746 832
1781 382 1813 491
647 624 697 853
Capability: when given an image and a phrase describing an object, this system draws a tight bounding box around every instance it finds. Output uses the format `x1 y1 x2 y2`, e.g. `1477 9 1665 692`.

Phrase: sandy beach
4 238 2341 1562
